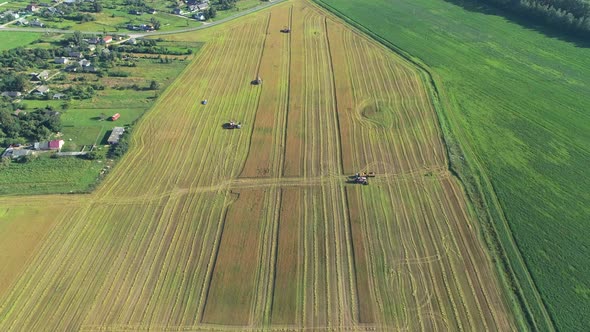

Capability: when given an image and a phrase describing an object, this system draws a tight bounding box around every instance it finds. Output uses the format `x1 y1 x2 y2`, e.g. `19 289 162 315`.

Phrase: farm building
110 113 120 121
107 127 125 144
103 36 113 44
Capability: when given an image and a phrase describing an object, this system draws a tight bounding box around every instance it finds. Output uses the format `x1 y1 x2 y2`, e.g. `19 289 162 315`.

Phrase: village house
15 18 29 26
82 65 97 72
26 4 39 12
87 37 100 44
69 51 83 58
79 59 91 67
35 85 50 95
31 19 45 27
194 12 205 21
53 93 65 100
34 70 50 81
103 35 113 43
5 11 19 19
55 57 69 64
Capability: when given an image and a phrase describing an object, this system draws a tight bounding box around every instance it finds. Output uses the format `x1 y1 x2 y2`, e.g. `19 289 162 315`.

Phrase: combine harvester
348 173 372 185
280 26 291 33
251 76 262 85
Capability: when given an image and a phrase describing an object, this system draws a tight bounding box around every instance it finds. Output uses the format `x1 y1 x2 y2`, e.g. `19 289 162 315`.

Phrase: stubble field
0 0 515 330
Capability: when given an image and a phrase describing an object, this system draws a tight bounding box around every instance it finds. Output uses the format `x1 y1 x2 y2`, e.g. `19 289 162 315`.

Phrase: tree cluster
0 47 57 71
479 0 590 36
0 106 62 146
217 0 237 10
0 74 29 92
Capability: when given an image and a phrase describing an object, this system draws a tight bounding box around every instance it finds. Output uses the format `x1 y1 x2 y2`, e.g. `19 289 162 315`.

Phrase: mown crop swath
0 0 515 330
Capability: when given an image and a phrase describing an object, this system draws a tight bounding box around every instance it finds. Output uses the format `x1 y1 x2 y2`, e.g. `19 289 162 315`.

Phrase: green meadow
315 0 590 330
0 32 40 51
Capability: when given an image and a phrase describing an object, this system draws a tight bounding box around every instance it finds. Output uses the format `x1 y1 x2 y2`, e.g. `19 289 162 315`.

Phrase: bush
83 150 99 160
108 70 130 77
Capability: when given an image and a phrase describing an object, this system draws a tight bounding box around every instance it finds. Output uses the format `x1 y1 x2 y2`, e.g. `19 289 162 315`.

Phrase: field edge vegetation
311 0 551 330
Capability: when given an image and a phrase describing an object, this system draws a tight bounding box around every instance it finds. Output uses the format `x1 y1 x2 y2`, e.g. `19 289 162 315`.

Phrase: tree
93 1 102 13
149 80 160 90
150 17 161 30
84 150 99 160
72 30 84 46
208 6 217 18
2 74 28 92
0 156 11 168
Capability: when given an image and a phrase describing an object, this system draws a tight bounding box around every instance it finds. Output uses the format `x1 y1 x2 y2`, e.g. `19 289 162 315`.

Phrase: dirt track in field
0 0 515 330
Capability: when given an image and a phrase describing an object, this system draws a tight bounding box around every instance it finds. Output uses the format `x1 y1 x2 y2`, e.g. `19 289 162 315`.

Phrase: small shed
110 113 120 121
48 139 64 150
34 141 49 150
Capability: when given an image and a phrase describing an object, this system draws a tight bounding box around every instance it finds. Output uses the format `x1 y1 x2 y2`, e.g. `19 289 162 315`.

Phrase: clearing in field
0 0 515 330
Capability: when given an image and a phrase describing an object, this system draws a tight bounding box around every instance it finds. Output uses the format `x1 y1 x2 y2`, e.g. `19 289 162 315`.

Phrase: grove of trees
0 106 62 146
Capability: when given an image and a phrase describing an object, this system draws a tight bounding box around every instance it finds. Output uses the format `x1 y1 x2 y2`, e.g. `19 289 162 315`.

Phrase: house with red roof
103 36 113 43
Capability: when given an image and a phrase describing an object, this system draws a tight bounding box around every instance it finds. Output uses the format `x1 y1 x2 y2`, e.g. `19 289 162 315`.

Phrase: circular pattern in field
358 100 398 129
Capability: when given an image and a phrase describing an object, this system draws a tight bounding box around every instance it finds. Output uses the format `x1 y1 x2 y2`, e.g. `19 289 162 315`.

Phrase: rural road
0 0 287 37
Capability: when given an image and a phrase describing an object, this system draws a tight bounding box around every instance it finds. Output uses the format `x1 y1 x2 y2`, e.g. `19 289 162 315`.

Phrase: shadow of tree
443 0 590 48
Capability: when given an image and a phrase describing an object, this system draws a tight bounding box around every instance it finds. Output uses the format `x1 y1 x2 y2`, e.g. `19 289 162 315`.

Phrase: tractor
280 26 291 33
223 120 242 129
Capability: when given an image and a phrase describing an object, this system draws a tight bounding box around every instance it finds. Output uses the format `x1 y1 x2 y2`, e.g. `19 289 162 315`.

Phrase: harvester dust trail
0 0 515 330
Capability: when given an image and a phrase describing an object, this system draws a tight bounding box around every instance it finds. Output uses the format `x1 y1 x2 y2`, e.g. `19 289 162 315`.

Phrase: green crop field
0 154 103 195
0 32 40 51
314 0 590 330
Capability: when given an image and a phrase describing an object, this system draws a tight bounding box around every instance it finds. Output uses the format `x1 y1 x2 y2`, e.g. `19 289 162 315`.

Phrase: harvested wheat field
0 0 515 330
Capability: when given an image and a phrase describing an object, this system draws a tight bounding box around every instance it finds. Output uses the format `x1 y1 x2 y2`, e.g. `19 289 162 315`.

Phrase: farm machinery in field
280 26 291 33
223 120 242 129
347 172 375 186
347 172 376 185
251 76 262 85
